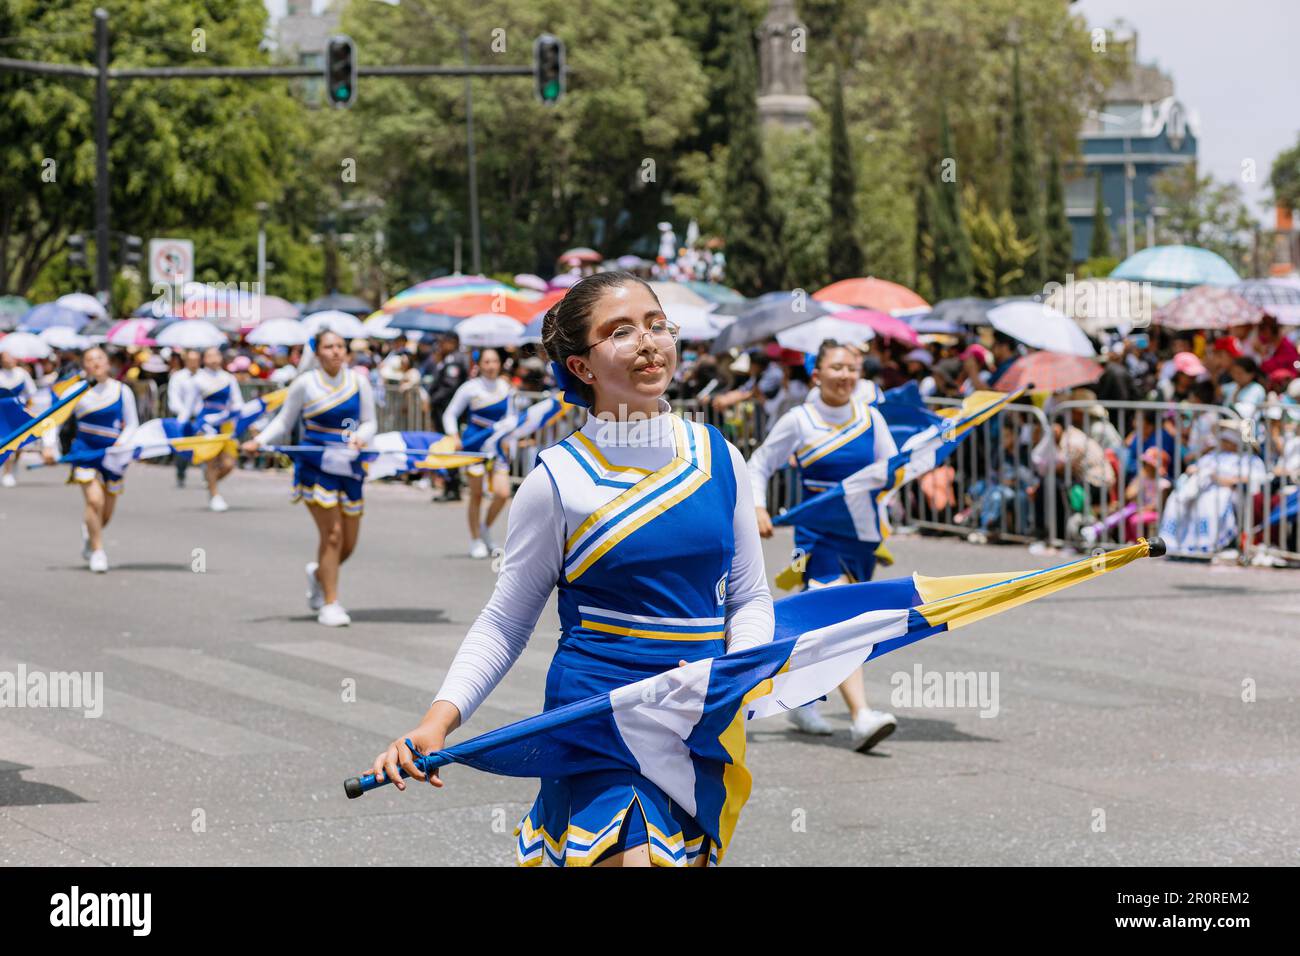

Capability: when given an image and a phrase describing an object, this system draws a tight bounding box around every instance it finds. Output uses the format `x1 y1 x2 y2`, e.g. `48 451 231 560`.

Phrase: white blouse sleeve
252 376 307 447
724 442 774 653
352 371 377 444
745 408 803 509
871 406 898 461
441 380 473 435
432 465 564 724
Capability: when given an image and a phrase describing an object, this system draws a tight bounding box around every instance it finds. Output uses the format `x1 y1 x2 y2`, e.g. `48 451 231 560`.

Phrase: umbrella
359 311 402 341
521 315 545 344
18 303 89 333
79 317 113 340
246 318 309 347
813 277 929 315
0 332 53 360
775 316 877 354
302 311 368 339
38 326 90 351
379 276 543 318
513 273 549 292
986 300 1096 357
1045 279 1152 337
1111 244 1239 288
384 309 460 335
456 313 524 348
1152 285 1262 332
1230 279 1300 325
614 255 647 271
0 296 31 331
155 321 227 350
105 318 157 347
662 303 724 341
926 297 1003 327
904 312 962 335
133 299 180 320
303 292 372 315
549 273 582 289
558 247 602 264
181 286 299 327
681 281 746 305
710 293 834 354
821 306 920 345
55 292 108 319
993 352 1102 394
647 281 709 309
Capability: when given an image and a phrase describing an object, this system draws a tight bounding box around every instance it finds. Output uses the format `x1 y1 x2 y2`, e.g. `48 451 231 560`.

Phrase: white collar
581 398 675 448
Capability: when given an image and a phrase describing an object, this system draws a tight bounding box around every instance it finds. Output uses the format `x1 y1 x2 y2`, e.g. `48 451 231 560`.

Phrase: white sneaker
317 602 351 627
787 703 834 736
208 494 229 513
481 528 495 551
468 538 489 559
81 523 92 560
88 549 109 574
1 473 15 488
305 562 324 611
851 709 897 753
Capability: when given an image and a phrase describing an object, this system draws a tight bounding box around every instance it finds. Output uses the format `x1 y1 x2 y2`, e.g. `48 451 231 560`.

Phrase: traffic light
122 234 142 269
325 35 357 108
533 34 565 105
66 234 87 270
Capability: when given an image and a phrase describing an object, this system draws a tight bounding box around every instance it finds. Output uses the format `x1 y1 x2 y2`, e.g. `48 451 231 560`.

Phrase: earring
587 373 594 379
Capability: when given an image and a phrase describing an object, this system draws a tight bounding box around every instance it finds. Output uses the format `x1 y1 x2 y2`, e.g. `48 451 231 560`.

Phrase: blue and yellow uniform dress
67 379 134 495
515 416 734 866
443 377 515 477
292 369 366 517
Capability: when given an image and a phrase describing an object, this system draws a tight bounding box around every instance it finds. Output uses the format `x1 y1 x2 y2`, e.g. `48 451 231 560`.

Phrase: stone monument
757 0 817 130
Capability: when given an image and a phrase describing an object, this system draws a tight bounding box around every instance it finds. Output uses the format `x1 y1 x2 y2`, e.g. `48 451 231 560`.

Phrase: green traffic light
543 80 559 100
335 84 351 99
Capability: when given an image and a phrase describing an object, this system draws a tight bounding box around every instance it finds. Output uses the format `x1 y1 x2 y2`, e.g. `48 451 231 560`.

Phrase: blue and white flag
480 393 573 462
0 379 91 466
363 539 1161 864
775 388 1026 543
195 387 288 438
266 431 489 481
86 417 232 472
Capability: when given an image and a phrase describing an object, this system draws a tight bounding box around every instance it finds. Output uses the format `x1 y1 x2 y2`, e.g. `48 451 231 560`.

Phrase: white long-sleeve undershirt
251 366 376 447
440 375 514 435
184 368 244 422
432 406 774 726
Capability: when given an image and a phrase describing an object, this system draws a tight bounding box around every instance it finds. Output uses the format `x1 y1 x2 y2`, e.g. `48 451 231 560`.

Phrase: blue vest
71 381 128 454
199 378 232 416
794 400 879 496
537 417 736 671
302 370 362 446
461 385 512 452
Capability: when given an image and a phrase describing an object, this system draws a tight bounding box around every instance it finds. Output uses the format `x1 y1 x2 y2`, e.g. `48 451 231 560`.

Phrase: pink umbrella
995 352 1102 394
105 318 157 346
828 307 920 346
1153 285 1263 331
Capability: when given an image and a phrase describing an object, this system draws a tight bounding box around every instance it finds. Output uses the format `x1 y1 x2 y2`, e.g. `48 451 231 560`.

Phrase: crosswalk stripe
258 641 536 717
109 646 421 737
0 722 103 769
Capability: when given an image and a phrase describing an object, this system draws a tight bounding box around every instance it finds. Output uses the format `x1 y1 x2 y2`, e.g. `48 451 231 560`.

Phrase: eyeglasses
580 319 680 356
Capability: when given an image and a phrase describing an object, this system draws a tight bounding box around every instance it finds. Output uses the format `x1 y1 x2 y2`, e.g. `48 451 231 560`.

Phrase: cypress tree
1008 47 1042 289
930 108 974 298
1089 172 1111 259
1043 152 1074 280
828 61 865 281
721 6 788 296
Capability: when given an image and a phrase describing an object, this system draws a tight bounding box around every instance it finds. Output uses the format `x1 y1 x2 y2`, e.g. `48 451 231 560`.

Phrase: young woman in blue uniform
372 272 774 866
242 329 376 627
748 341 900 752
40 346 138 573
441 348 517 559
0 351 38 487
186 346 244 512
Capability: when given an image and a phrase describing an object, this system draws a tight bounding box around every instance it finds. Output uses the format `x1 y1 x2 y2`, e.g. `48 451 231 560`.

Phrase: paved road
2 461 1296 866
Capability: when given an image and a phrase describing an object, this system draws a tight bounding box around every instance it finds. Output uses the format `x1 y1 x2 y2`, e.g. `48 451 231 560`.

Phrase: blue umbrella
385 309 460 334
521 315 544 343
709 292 834 354
1111 245 1240 288
18 303 88 333
904 312 962 335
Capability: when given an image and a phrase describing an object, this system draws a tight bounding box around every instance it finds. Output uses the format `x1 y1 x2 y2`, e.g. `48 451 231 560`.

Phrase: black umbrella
927 296 1034 327
304 292 373 316
385 309 460 334
709 292 833 354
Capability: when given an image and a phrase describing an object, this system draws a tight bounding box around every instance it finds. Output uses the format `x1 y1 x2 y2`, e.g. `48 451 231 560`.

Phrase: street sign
149 238 193 285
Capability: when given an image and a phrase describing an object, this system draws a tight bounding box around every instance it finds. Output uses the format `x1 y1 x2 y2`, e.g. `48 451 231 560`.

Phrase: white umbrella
986 300 1096 357
648 281 709 309
1044 279 1152 338
155 321 226 350
39 326 91 350
246 318 309 347
361 311 403 341
775 316 877 355
663 303 724 341
0 331 53 360
455 313 524 348
105 318 157 347
302 310 368 339
55 292 108 319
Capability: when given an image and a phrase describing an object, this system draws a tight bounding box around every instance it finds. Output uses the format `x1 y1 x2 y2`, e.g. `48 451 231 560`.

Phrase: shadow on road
251 607 451 625
750 714 997 752
0 764 88 807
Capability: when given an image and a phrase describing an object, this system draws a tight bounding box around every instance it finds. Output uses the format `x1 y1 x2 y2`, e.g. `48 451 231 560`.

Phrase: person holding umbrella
40 346 138 573
747 340 900 752
241 329 377 627
184 346 244 513
0 350 38 487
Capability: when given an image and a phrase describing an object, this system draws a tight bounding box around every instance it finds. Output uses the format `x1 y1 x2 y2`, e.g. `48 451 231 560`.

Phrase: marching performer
372 272 774 866
185 346 244 512
167 349 200 488
40 346 137 573
241 329 376 627
748 340 900 752
441 347 517 559
0 351 38 487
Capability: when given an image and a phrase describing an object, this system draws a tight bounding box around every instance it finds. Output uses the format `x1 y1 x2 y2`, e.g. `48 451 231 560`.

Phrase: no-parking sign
149 238 194 285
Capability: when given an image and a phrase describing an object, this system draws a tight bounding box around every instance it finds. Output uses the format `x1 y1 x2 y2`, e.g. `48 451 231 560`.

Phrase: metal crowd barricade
1251 401 1300 566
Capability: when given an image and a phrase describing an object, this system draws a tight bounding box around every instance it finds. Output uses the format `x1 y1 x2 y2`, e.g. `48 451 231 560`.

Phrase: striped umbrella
105 318 157 346
379 276 542 316
1153 285 1263 331
1231 279 1300 325
1111 245 1240 288
813 277 929 316
994 352 1102 394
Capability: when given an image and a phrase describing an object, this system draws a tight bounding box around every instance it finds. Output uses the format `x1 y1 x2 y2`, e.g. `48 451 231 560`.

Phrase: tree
827 62 864 281
1007 46 1042 291
965 187 1036 298
1270 133 1300 212
926 108 974 299
1150 164 1254 272
1042 152 1074 281
718 4 787 294
1089 173 1111 259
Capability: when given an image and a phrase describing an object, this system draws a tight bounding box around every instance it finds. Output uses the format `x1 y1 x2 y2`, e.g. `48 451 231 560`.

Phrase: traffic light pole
93 8 111 306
